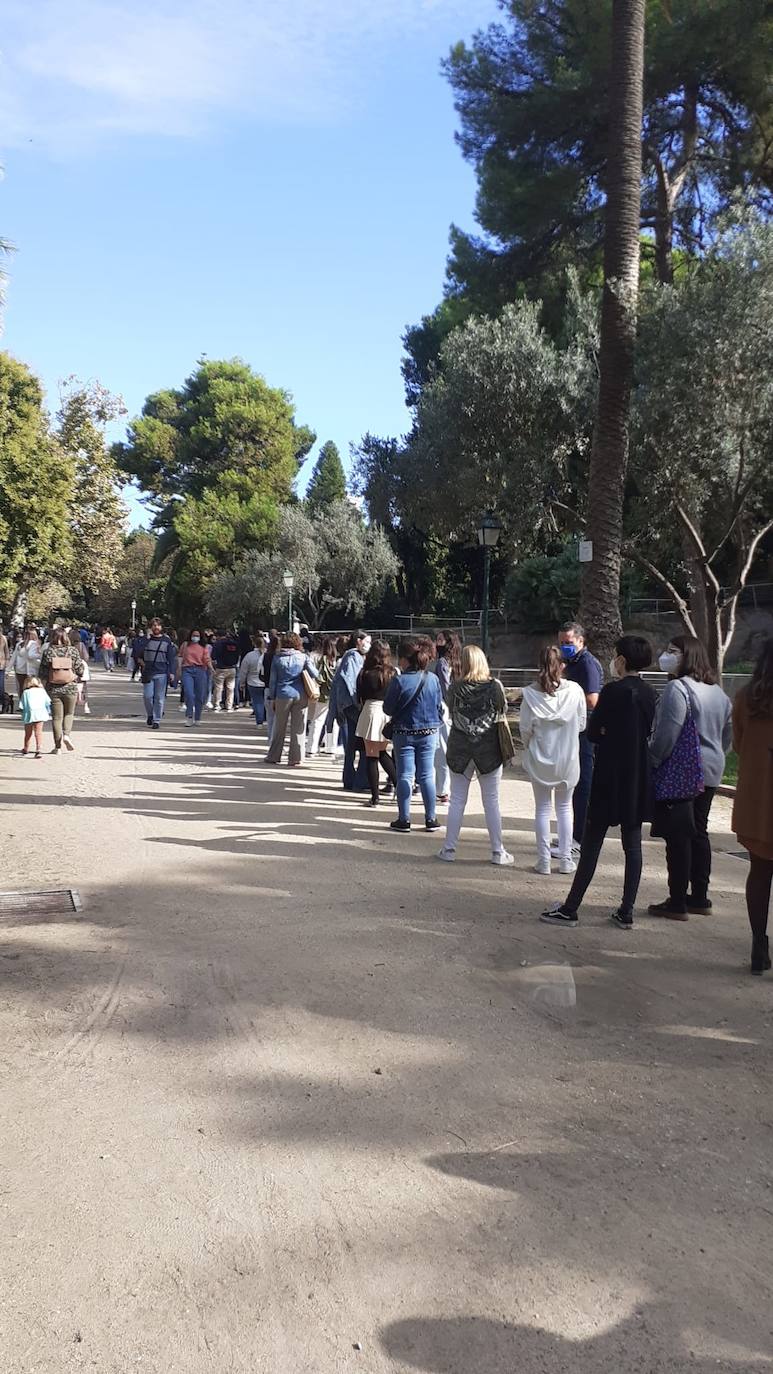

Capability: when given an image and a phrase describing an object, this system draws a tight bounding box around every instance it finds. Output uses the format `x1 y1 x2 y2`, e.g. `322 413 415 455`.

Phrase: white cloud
0 0 489 153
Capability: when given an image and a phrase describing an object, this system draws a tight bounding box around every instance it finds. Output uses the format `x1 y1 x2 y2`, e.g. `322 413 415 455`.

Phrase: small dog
1 693 15 714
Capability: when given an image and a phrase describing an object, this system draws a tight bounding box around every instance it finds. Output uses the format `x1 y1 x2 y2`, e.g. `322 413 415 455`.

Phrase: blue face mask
560 643 578 661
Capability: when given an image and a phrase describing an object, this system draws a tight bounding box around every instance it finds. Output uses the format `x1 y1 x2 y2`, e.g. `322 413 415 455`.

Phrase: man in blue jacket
557 620 603 852
139 618 176 729
326 630 370 791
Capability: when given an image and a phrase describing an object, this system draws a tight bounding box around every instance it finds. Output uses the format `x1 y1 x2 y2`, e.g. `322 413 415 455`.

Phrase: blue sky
1 0 497 525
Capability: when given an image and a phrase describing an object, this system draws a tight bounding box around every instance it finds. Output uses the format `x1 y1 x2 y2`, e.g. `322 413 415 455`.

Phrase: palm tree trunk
580 0 647 665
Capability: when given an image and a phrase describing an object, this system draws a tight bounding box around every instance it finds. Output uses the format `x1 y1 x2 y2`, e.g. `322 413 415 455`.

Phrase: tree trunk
580 0 646 665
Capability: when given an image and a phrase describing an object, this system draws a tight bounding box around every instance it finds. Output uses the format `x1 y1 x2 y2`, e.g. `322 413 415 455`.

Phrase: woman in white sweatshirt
519 645 587 874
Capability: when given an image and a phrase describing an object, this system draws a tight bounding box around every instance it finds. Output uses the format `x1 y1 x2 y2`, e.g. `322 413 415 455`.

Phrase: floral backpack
653 683 705 801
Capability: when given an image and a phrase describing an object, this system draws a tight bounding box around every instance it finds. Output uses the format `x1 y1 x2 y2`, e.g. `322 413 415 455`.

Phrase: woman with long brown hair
355 640 398 806
39 627 84 754
519 645 586 875
732 639 773 974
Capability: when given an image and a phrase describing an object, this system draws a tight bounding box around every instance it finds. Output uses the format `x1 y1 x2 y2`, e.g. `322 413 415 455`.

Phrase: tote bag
653 683 705 802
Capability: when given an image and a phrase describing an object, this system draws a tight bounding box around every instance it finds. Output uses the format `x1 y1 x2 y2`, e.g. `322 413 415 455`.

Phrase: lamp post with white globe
283 569 294 633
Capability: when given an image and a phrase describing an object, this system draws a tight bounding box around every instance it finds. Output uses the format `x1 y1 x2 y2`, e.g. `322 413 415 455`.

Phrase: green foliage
56 378 128 603
113 358 313 506
305 440 347 513
504 546 581 631
205 501 400 628
630 207 773 585
396 295 596 550
443 0 773 300
171 471 280 606
0 352 75 610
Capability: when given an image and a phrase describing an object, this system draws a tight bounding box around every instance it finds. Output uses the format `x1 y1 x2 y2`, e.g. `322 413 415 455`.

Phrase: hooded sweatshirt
519 678 587 788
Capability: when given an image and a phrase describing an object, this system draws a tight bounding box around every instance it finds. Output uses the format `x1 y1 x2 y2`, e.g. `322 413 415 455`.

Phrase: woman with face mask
649 634 732 918
541 636 656 929
180 628 211 725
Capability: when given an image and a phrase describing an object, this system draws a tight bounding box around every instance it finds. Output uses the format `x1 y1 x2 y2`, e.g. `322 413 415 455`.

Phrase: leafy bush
504 547 581 631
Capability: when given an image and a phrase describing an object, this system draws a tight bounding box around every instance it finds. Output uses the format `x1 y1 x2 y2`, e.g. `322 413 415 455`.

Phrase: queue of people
3 609 771 975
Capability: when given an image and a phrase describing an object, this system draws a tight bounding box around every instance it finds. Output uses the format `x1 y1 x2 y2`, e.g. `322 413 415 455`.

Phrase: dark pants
664 787 716 907
572 732 595 844
341 706 368 791
747 854 773 940
0 669 5 697
565 818 643 916
247 684 266 725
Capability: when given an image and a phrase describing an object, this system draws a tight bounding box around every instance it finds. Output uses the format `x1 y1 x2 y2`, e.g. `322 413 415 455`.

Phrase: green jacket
446 679 507 776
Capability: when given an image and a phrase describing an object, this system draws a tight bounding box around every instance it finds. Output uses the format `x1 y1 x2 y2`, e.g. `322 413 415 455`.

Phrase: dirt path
0 674 770 1373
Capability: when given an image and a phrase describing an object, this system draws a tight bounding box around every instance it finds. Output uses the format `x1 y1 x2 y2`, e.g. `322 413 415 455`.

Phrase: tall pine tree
305 441 347 514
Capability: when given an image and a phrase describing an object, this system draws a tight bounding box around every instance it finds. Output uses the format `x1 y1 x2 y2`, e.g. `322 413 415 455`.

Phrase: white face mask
659 650 680 675
191 635 201 644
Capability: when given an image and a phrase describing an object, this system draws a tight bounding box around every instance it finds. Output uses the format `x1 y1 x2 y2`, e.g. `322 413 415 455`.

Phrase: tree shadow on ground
380 1308 771 1373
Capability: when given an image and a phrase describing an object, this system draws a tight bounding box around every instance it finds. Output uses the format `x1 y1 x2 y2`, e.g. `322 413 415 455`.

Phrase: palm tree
580 0 647 663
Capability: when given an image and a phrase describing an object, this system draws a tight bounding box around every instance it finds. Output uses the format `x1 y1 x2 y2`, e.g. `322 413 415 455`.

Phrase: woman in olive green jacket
438 644 514 866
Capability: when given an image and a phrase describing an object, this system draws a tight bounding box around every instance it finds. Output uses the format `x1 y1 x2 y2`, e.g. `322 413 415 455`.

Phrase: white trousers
444 764 504 857
434 718 450 796
531 781 575 865
307 700 327 755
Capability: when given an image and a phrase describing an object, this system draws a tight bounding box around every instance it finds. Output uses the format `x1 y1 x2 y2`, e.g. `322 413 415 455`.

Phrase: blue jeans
143 673 168 724
182 665 208 721
247 684 266 725
103 650 114 671
0 669 5 697
341 706 369 791
573 731 595 844
394 730 438 823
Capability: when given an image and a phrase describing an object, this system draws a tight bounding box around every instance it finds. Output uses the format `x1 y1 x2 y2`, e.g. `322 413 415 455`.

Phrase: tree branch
623 543 697 636
721 517 773 607
675 503 721 594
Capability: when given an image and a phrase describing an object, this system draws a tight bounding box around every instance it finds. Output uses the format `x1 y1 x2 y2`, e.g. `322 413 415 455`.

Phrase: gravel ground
0 674 770 1373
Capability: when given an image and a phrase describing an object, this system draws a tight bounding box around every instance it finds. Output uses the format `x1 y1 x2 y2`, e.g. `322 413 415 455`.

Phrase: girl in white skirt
355 640 398 807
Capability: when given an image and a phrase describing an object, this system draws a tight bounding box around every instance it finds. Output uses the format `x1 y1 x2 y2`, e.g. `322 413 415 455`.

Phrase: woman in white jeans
438 644 514 866
520 645 586 874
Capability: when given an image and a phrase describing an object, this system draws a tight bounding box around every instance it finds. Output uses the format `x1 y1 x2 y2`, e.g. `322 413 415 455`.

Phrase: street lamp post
131 598 137 630
283 569 294 633
477 512 503 658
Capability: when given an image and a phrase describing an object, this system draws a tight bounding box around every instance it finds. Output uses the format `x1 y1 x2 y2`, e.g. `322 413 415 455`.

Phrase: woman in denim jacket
383 637 444 833
265 633 319 767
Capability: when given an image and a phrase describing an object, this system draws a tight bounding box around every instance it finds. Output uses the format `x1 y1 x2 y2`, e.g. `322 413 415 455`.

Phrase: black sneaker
425 818 441 832
539 903 578 928
380 783 394 797
152 722 160 730
146 716 153 727
686 895 712 914
390 819 411 832
610 908 633 930
647 898 688 921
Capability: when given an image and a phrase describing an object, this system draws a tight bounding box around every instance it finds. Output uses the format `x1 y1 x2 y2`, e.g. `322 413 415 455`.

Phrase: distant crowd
1 615 771 976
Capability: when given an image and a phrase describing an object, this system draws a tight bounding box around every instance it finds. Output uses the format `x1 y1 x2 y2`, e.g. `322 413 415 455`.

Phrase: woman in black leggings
732 640 773 975
541 636 657 930
355 641 398 808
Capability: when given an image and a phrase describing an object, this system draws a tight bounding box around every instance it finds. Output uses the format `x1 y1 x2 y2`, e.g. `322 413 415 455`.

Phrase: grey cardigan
649 678 732 788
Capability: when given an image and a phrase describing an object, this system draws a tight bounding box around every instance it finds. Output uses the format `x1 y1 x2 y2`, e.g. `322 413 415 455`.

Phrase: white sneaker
184 718 194 727
437 848 455 862
491 850 515 866
62 735 75 752
533 861 551 875
559 859 577 874
51 747 61 755
179 703 186 712
83 704 91 714
206 701 214 709
550 840 581 858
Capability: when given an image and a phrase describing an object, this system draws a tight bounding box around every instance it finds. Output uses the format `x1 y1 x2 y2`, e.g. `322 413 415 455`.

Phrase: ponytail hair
537 644 564 696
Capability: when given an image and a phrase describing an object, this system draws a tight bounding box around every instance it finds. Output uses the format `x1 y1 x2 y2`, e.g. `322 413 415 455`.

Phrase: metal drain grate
0 889 82 917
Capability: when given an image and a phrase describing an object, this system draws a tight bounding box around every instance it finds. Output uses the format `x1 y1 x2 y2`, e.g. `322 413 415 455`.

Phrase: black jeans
572 732 595 844
664 787 716 906
565 818 643 916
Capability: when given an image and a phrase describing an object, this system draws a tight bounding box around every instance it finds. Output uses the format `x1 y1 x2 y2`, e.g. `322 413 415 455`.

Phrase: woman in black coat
541 635 657 931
